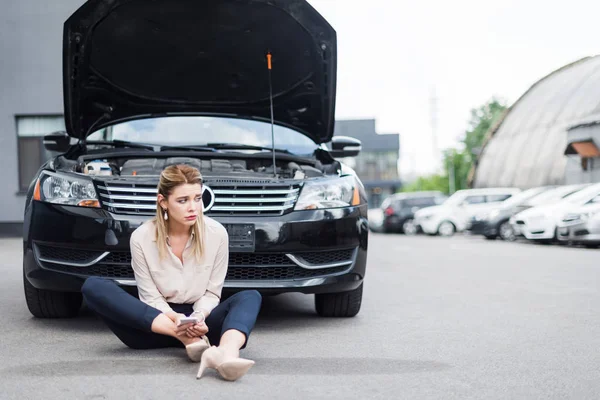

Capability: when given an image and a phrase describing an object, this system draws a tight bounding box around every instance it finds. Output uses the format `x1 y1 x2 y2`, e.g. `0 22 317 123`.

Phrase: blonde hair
154 164 206 261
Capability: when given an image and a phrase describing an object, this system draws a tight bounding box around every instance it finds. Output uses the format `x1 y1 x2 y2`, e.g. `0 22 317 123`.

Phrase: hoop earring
163 209 168 220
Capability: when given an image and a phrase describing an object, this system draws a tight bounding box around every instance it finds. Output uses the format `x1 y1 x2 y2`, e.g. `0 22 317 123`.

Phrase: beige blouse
129 216 229 316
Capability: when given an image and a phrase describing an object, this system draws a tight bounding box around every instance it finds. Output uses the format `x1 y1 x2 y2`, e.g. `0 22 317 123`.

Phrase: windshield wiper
205 143 291 154
86 139 155 151
160 145 219 152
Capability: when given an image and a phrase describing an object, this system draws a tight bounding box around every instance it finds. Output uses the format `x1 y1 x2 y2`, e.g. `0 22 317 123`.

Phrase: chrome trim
98 185 158 193
99 183 300 214
115 279 137 286
99 193 157 201
285 248 357 270
212 189 299 195
36 248 110 267
212 205 292 212
104 202 157 210
214 197 296 203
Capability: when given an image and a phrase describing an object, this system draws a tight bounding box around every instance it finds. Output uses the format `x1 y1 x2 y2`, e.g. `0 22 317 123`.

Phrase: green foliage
401 174 449 193
401 97 507 195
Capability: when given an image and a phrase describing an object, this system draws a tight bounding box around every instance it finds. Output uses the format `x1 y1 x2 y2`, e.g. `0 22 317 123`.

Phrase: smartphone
177 316 199 326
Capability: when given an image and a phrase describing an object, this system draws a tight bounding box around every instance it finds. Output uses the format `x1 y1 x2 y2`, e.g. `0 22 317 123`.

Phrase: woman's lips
185 215 197 220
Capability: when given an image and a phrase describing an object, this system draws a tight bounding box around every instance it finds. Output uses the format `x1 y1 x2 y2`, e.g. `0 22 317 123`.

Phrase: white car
556 199 600 246
510 183 600 242
414 188 521 236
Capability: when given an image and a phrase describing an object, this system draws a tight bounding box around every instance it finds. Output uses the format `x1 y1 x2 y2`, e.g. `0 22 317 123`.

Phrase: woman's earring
163 209 168 220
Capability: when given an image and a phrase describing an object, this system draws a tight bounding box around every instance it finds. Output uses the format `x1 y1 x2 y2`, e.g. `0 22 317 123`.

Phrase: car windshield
560 184 600 204
526 185 587 206
501 187 549 207
88 116 320 155
443 192 467 206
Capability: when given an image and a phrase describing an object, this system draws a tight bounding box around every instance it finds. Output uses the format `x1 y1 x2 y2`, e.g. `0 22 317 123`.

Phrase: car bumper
510 218 556 240
557 220 600 243
414 217 438 234
467 220 496 236
23 201 368 295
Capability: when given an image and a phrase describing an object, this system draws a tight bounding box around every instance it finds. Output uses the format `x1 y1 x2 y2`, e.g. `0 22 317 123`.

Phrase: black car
22 0 369 319
380 191 447 234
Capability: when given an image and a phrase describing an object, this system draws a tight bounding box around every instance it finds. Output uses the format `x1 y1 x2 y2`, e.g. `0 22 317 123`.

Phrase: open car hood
63 0 337 143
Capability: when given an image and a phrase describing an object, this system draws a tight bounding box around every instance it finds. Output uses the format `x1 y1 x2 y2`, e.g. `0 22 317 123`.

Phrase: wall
564 124 600 184
0 0 84 223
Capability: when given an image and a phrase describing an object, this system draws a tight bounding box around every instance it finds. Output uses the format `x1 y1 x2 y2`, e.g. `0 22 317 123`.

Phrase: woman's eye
178 199 186 204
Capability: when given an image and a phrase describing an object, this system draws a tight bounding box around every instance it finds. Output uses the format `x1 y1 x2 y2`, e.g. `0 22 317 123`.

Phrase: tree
401 97 507 195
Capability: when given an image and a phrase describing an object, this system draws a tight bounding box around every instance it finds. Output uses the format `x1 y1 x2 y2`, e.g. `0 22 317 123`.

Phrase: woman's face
159 183 203 227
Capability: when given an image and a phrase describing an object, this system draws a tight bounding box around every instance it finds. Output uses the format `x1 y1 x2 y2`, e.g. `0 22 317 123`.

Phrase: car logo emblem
202 185 215 213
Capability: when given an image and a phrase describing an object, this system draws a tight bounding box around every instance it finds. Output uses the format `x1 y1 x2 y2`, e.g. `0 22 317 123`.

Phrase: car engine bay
53 154 341 181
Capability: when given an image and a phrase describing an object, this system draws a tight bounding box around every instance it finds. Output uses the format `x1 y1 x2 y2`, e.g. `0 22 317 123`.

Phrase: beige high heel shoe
196 346 255 381
185 336 210 362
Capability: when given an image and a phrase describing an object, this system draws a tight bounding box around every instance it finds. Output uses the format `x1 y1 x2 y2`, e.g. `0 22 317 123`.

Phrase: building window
16 115 65 192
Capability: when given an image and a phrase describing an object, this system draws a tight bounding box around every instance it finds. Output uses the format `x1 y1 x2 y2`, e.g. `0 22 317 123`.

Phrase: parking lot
1 233 599 399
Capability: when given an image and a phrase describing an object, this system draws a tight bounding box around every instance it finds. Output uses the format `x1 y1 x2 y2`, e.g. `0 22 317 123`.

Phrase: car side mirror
43 131 71 152
329 136 362 158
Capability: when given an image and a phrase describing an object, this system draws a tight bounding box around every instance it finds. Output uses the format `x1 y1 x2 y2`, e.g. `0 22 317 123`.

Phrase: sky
307 0 600 180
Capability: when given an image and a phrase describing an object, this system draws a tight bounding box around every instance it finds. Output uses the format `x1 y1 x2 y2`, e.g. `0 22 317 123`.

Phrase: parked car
510 183 600 243
556 197 600 247
413 187 521 237
379 191 447 234
467 186 555 241
22 0 370 319
367 208 385 232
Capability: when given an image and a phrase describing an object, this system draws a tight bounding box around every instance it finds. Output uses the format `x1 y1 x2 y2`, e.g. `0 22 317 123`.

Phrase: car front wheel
23 273 82 318
315 283 363 317
437 221 456 237
402 219 418 235
498 221 516 241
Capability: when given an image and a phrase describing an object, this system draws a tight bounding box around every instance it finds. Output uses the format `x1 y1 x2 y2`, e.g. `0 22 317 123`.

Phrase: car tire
498 221 516 242
315 283 363 317
23 273 82 318
437 221 456 237
402 219 418 235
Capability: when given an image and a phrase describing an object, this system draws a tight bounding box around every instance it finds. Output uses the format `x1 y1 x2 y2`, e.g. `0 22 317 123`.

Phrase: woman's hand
163 311 195 336
185 322 209 338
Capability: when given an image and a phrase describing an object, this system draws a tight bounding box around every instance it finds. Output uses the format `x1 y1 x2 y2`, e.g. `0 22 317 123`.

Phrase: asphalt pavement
1 234 599 399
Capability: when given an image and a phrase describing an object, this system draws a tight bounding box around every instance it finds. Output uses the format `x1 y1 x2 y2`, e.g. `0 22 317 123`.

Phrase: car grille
226 265 350 280
96 180 301 216
34 244 356 281
36 246 108 265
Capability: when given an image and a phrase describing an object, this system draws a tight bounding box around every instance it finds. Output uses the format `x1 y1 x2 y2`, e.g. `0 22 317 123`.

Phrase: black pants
81 277 262 350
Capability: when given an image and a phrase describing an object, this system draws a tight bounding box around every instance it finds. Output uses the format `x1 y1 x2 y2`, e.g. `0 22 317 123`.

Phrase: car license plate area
223 224 255 252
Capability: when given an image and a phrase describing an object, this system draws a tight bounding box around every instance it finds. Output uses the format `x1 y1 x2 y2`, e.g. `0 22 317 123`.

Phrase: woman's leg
204 290 262 357
81 276 195 349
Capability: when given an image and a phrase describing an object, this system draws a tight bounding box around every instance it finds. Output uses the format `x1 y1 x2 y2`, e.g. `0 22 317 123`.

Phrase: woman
81 164 262 381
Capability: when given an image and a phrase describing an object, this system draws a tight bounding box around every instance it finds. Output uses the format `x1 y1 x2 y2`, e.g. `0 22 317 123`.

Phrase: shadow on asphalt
4 357 451 377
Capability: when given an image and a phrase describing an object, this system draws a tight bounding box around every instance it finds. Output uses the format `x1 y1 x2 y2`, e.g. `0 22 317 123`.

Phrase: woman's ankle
218 344 240 360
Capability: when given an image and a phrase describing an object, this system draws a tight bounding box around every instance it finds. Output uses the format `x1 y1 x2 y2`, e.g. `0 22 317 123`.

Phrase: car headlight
580 210 600 221
33 171 100 207
294 176 360 210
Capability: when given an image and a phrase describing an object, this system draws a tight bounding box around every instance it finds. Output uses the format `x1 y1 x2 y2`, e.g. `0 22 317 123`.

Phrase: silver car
557 198 600 246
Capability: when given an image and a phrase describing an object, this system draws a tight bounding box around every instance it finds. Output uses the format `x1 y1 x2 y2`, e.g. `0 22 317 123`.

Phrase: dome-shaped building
471 56 600 188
